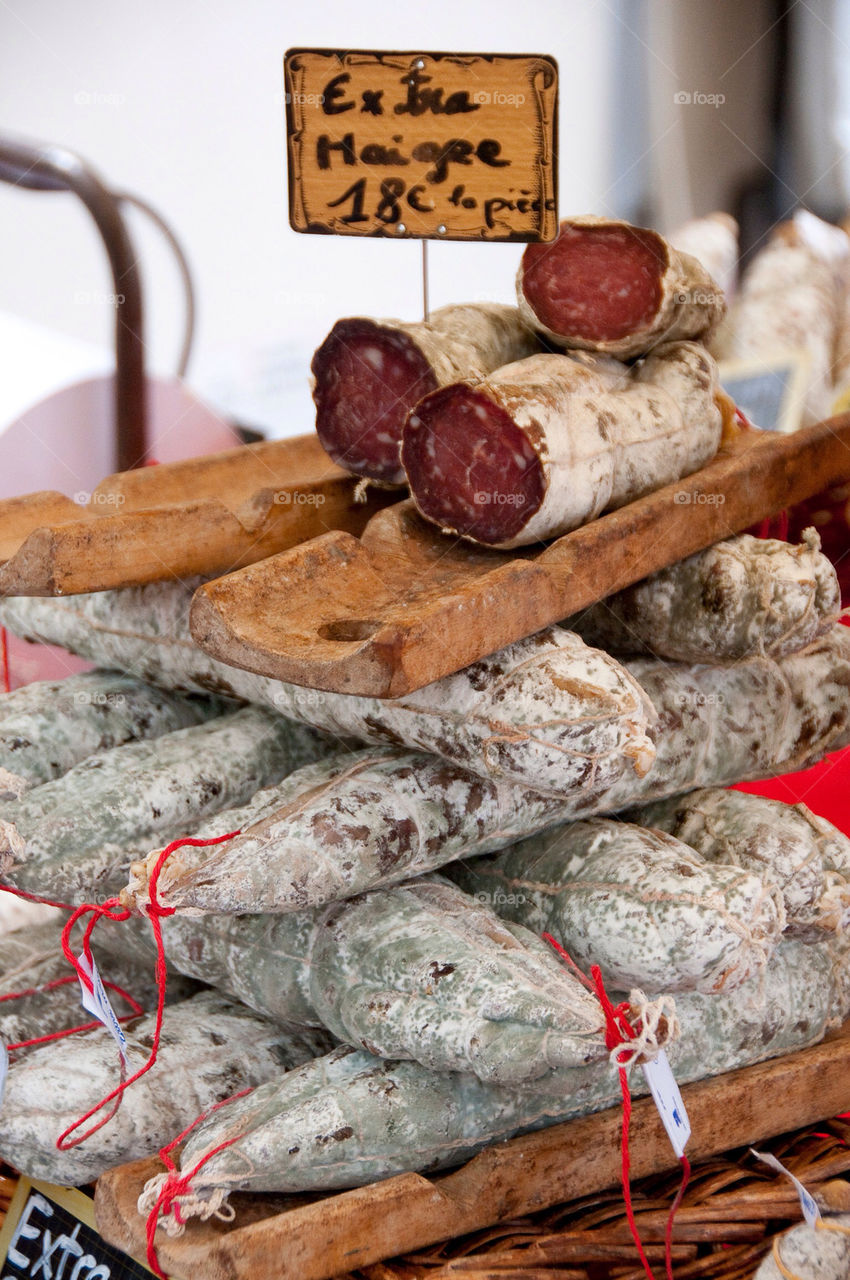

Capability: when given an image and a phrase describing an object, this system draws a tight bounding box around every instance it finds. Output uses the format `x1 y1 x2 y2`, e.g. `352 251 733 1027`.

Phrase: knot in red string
589 963 641 1064
154 1171 193 1222
53 830 241 1152
543 934 688 1280
144 1086 253 1279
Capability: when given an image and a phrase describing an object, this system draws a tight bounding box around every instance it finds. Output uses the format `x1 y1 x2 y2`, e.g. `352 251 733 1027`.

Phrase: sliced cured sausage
401 342 722 547
517 216 725 358
312 303 539 484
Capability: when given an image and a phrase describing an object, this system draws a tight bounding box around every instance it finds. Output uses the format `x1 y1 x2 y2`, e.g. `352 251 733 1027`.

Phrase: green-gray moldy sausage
70 869 610 1085
566 624 850 818
123 747 584 915
0 921 199 1059
568 532 841 663
449 819 785 993
169 937 843 1200
305 877 608 1082
0 586 657 798
0 990 335 1185
754 1216 850 1279
0 671 224 800
630 788 850 938
99 878 609 1086
5 830 208 914
0 706 330 902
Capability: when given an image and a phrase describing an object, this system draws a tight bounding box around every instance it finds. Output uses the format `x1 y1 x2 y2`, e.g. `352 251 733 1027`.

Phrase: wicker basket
4 1122 849 1277
338 1119 850 1280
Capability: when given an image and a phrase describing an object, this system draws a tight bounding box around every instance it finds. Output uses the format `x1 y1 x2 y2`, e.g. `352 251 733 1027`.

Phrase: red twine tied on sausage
0 884 142 1053
543 933 690 1280
54 829 241 1152
0 884 73 911
2 975 144 1053
143 1088 253 1279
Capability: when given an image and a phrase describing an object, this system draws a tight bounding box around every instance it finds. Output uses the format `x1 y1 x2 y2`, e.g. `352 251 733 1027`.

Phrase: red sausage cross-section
311 304 539 486
517 216 726 360
401 344 723 549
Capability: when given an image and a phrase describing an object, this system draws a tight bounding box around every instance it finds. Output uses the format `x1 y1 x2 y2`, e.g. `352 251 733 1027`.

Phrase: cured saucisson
0 706 329 904
0 670 221 800
630 787 850 938
569 531 840 663
580 623 850 816
121 746 576 915
516 216 726 359
450 819 784 992
312 303 539 485
400 342 722 547
0 990 334 1185
75 877 611 1086
0 586 657 798
146 937 843 1208
712 225 844 426
754 1216 850 1280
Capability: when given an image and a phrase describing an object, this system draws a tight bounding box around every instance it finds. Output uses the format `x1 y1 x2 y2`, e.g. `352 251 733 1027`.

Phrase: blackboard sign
284 48 558 241
0 1177 153 1278
719 352 811 434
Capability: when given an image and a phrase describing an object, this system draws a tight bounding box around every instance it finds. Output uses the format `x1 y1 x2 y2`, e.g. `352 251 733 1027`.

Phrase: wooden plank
0 435 394 596
94 1020 850 1280
190 415 850 697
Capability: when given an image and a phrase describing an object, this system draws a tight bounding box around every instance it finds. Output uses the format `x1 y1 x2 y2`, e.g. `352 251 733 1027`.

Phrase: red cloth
732 744 850 835
727 592 850 831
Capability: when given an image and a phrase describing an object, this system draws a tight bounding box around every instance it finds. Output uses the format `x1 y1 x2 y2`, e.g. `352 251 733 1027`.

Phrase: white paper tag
0 1037 8 1109
77 952 128 1066
642 1050 691 1159
752 1149 820 1227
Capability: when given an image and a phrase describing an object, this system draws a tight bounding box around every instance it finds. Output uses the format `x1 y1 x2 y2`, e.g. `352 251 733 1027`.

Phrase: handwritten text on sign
0 1179 153 1278
284 49 558 241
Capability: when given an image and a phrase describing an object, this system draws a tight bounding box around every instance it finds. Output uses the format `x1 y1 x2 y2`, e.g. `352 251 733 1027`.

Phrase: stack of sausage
316 207 850 578
0 216 849 1248
313 213 731 548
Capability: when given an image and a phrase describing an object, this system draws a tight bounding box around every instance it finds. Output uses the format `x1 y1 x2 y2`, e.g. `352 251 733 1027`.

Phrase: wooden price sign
0 1177 153 1278
283 49 558 241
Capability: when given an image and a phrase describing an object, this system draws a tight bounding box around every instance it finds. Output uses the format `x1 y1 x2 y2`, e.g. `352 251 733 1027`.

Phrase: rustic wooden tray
189 416 850 698
0 435 393 596
94 1020 850 1280
0 1165 16 1231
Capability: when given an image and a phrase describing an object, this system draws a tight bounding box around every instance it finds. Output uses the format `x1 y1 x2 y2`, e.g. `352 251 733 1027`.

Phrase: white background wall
1 0 845 439
0 0 619 434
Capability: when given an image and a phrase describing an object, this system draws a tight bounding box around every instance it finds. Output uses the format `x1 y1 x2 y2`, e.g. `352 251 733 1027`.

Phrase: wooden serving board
94 1021 850 1280
0 435 393 596
190 415 850 698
